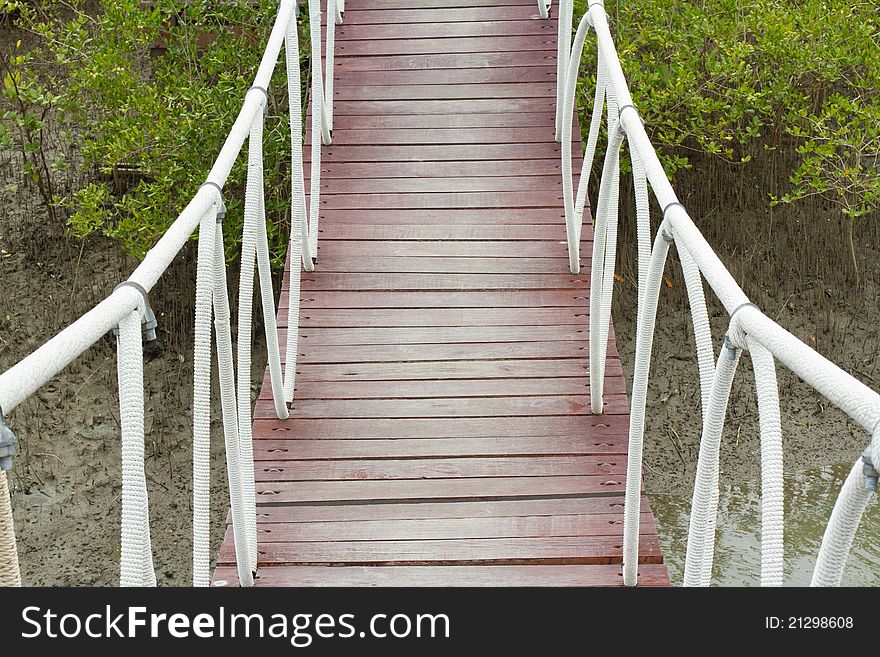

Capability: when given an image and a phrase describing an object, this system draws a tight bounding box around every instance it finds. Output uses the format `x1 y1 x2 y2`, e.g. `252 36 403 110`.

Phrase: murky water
649 463 880 586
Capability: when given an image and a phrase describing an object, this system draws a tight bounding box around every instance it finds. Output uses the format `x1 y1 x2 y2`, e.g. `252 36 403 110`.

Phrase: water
648 463 880 586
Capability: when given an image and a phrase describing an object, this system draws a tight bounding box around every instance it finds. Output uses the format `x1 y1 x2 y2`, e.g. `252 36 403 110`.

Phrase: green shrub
572 0 879 226
2 0 310 265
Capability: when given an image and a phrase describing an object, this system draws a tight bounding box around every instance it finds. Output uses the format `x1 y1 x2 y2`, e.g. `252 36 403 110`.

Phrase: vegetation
572 0 879 277
1 0 309 264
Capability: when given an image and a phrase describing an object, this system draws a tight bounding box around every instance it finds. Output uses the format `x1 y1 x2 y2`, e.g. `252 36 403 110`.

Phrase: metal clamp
863 448 878 492
0 405 17 471
249 85 269 118
617 105 644 136
113 281 158 342
199 182 227 222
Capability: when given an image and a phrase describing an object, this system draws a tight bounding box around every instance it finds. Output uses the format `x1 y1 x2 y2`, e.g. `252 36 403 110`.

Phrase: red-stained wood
286 273 583 290
334 51 558 72
213 564 670 587
326 113 561 130
334 66 556 86
336 20 554 41
315 175 564 193
214 0 667 588
250 435 630 461
253 475 635 505
242 514 656 542
253 455 628 482
324 6 546 25
314 208 567 224
334 36 559 56
252 414 629 439
323 126 564 144
218 535 662 566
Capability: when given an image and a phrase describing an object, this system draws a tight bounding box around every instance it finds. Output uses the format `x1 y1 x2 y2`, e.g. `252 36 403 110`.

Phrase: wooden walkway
213 0 668 587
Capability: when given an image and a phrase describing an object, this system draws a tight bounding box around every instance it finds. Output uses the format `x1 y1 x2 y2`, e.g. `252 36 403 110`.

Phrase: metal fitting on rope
113 281 158 342
658 221 675 244
199 182 227 222
0 405 18 471
727 301 760 350
862 448 878 492
248 85 269 118
617 105 645 136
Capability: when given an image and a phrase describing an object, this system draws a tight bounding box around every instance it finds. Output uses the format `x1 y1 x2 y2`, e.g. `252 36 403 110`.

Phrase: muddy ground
0 182 270 586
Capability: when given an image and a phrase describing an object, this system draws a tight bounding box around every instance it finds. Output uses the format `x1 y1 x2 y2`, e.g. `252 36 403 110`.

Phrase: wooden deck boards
213 0 668 587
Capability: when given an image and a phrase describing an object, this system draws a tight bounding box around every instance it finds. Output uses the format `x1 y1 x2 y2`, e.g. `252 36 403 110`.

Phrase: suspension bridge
1 0 878 588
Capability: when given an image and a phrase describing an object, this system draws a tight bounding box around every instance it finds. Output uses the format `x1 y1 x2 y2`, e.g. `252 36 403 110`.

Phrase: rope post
0 407 21 587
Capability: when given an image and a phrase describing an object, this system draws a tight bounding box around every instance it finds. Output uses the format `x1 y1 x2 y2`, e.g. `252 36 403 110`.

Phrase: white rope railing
0 0 339 587
557 0 880 587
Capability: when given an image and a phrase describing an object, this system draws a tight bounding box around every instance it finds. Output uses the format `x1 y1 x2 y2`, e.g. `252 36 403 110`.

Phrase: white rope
587 118 623 412
683 336 741 587
307 0 327 257
538 0 550 20
554 0 572 142
560 14 592 273
116 307 156 587
621 223 673 585
745 336 785 587
811 457 874 586
324 0 338 131
0 471 21 586
191 203 218 588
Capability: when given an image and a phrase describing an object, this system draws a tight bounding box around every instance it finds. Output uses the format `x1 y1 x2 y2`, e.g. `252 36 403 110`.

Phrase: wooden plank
291 290 588 308
325 126 563 144
213 564 670 587
252 415 630 439
336 20 554 41
326 113 561 130
218 535 662 566
333 51 558 72
289 307 592 326
317 191 564 209
312 225 575 241
283 341 592 365
244 514 655 542
293 273 587 291
254 476 633 505
312 208 568 224
334 36 560 56
315 144 569 162
249 497 639 523
305 242 575 259
276 324 589 344
254 455 627 482
338 0 539 9
324 6 547 25
264 377 609 400
269 394 626 419
293 257 587 274
251 435 629 461
269 358 623 383
329 99 561 117
315 175 563 193
334 66 556 86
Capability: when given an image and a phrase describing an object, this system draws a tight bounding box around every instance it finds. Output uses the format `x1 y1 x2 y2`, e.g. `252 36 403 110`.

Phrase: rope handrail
556 0 880 586
0 0 340 587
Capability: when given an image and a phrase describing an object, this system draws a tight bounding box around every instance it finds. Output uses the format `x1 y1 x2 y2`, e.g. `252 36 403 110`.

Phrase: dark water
649 463 880 586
